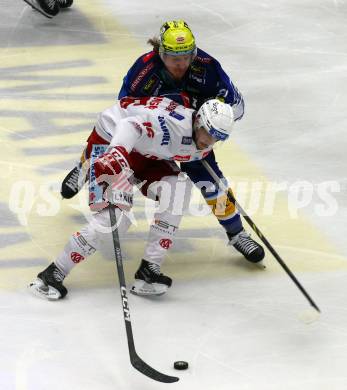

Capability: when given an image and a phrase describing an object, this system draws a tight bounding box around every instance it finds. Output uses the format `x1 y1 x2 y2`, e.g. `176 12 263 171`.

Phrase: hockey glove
93 146 134 210
94 146 130 186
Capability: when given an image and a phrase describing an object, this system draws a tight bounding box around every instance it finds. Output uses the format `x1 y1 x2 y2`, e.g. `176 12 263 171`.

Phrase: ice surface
1 0 347 389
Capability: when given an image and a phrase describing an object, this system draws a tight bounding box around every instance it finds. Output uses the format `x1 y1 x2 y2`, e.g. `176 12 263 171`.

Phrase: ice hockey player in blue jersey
119 21 244 115
61 20 265 286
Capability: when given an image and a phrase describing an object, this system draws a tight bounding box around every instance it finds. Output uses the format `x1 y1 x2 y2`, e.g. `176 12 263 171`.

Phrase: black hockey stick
108 206 179 383
22 0 53 18
201 160 320 313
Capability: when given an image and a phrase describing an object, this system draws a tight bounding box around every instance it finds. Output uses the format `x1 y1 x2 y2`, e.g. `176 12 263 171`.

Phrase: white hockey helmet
195 99 234 141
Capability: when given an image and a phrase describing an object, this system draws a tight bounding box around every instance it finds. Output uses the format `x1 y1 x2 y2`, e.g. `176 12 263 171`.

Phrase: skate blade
28 278 62 300
130 280 168 296
22 0 54 18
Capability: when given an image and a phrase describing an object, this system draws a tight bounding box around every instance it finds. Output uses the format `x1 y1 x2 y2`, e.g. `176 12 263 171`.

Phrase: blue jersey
118 48 244 120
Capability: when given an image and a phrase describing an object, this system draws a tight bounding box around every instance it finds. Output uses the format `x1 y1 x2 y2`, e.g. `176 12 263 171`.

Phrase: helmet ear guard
159 20 197 57
195 100 234 141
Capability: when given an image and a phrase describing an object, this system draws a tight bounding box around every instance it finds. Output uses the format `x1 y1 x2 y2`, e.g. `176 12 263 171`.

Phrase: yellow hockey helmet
159 20 197 56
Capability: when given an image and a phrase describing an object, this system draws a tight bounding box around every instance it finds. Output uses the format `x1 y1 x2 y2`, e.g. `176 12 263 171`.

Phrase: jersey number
142 122 154 138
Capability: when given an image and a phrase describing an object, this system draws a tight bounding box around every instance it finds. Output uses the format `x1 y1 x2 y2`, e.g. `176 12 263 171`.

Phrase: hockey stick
201 160 320 313
108 206 179 383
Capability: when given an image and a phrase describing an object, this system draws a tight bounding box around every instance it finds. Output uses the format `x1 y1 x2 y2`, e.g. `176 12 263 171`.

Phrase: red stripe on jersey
180 92 191 108
142 51 156 63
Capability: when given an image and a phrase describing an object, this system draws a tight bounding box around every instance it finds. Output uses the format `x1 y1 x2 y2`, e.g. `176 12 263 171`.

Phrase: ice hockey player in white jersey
29 97 261 300
93 96 226 163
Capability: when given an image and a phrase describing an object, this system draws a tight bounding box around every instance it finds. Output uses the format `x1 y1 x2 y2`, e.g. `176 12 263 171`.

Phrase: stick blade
131 355 179 383
298 307 321 324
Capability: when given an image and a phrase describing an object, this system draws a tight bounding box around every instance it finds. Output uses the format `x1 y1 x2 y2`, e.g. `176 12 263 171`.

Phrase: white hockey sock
55 207 131 275
55 227 97 275
143 175 192 266
144 212 182 266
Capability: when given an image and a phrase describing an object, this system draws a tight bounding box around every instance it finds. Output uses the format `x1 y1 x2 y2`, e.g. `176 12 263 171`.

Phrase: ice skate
228 229 265 268
57 0 73 8
23 0 60 18
29 263 68 300
61 162 87 199
130 259 172 296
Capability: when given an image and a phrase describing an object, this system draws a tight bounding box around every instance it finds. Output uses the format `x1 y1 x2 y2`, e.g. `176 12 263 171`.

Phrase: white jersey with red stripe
94 96 213 162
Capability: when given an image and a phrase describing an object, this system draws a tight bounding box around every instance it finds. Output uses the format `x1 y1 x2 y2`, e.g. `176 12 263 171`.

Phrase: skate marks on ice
6 1 106 47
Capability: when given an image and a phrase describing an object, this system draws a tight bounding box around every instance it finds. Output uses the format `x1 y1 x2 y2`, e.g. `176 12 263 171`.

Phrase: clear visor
162 48 196 56
160 46 197 60
160 53 195 67
194 114 229 142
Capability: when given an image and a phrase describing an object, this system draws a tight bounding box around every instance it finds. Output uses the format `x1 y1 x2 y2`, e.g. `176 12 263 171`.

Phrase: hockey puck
174 361 189 370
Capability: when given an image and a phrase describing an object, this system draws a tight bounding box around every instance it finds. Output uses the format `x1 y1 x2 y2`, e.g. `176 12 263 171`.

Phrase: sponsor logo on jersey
190 64 207 84
195 55 212 64
189 65 206 84
191 64 205 76
145 96 163 110
130 62 155 92
165 100 179 112
158 116 171 145
168 111 185 121
173 154 191 161
165 99 187 119
191 74 203 83
181 136 192 145
142 74 160 94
